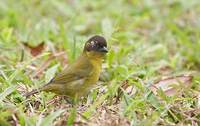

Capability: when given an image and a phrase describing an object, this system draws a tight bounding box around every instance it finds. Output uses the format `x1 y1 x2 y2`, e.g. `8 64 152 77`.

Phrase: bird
24 35 108 99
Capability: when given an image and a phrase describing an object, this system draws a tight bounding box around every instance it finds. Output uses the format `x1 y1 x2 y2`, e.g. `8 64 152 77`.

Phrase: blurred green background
0 0 200 125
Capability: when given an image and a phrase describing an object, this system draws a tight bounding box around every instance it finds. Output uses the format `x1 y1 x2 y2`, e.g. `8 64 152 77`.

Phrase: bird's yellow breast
79 58 102 95
85 60 101 84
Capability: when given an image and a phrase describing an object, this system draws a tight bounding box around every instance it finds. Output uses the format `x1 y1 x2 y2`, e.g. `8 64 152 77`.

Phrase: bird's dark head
84 35 108 53
83 35 108 60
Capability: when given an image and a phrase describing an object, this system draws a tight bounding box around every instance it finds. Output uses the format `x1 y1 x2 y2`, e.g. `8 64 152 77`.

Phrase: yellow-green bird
25 35 108 99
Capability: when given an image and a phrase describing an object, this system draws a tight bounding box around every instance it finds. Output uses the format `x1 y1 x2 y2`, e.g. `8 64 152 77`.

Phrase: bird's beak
99 47 108 53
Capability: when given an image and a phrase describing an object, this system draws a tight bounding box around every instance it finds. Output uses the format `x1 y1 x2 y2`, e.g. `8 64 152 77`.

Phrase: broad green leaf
67 108 77 126
45 64 59 83
39 109 65 126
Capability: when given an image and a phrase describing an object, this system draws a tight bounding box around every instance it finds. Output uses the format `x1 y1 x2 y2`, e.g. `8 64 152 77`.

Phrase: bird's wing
49 61 93 84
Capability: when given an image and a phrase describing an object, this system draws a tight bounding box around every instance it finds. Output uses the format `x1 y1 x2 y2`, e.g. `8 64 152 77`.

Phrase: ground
0 0 200 126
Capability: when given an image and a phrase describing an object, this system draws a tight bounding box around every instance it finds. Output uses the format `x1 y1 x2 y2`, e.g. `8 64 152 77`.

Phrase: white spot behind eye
90 41 95 47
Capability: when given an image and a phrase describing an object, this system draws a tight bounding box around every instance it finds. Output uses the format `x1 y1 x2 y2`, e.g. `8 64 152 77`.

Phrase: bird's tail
23 82 51 98
24 89 40 98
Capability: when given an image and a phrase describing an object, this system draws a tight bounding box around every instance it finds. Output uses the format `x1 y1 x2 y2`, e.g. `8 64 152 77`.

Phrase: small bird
25 35 108 99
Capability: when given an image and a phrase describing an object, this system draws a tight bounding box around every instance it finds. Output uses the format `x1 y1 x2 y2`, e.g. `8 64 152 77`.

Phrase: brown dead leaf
115 80 136 104
157 65 172 75
115 80 129 103
150 75 193 96
23 42 45 57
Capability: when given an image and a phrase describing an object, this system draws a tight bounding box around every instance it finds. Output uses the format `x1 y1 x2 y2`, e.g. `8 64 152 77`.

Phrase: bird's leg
64 94 79 106
64 98 75 105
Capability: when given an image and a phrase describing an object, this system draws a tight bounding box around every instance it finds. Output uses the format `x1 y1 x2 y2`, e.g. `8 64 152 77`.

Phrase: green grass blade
39 109 65 126
0 85 16 102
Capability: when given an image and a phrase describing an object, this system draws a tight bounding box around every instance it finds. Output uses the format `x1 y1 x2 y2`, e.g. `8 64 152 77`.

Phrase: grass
0 0 200 125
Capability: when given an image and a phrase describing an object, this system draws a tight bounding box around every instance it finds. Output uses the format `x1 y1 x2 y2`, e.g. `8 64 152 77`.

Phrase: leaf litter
150 75 193 96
